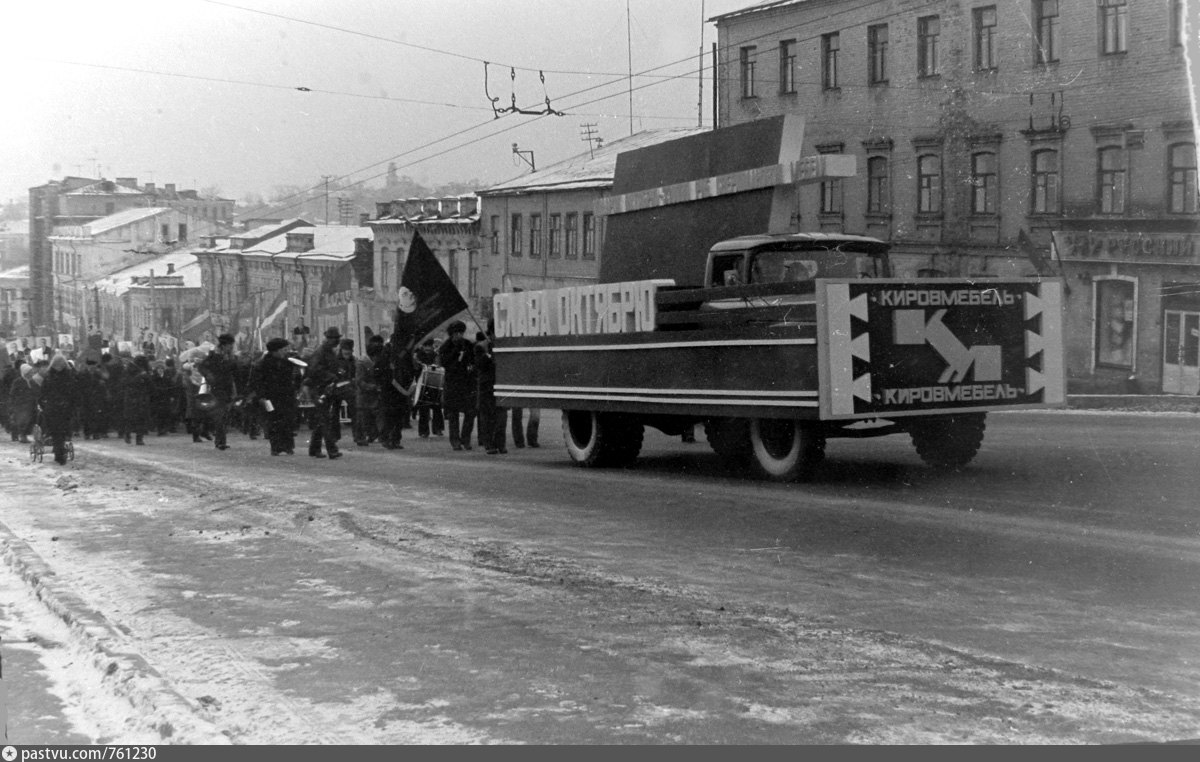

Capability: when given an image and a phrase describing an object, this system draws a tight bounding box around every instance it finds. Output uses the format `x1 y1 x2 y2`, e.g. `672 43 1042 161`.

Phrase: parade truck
492 116 1066 481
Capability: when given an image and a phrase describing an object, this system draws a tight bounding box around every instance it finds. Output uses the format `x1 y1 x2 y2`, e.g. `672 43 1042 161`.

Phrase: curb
0 522 230 744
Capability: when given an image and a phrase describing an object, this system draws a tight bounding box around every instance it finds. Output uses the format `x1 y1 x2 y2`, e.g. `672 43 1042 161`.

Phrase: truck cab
704 233 892 288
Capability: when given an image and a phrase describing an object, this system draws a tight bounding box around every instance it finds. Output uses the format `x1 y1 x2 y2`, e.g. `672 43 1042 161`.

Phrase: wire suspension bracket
484 62 565 119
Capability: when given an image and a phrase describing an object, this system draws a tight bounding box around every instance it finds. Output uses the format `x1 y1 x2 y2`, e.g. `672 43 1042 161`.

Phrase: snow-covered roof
94 249 201 295
478 127 710 196
709 0 807 23
239 224 372 264
0 264 30 282
51 207 172 239
65 181 146 196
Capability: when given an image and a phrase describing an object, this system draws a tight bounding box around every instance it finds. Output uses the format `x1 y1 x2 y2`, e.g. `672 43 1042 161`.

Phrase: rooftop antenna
580 123 603 158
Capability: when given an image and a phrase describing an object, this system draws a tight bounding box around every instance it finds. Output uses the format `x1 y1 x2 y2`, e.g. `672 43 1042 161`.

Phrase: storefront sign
1053 231 1200 265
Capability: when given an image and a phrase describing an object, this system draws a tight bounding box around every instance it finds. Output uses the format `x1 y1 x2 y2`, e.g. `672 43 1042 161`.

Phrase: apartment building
713 0 1198 393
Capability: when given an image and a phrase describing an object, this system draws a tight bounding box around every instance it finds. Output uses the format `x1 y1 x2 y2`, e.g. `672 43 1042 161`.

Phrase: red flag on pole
392 231 469 350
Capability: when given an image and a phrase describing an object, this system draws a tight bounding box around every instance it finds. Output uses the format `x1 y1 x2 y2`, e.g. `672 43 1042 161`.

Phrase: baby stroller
30 409 74 464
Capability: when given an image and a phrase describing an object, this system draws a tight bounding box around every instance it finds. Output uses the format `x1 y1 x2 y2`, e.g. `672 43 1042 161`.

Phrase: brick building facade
713 0 1198 393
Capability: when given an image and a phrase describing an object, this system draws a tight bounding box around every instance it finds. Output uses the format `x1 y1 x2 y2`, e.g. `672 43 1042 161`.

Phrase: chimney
166 263 175 275
359 212 370 226
457 195 478 217
422 197 440 218
164 183 176 195
404 198 422 219
116 177 138 188
144 182 156 193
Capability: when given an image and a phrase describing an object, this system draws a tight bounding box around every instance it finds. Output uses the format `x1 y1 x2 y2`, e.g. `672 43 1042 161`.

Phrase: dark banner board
599 115 803 288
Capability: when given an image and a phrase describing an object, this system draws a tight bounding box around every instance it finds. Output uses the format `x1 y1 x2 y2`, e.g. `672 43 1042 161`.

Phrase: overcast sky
2 0 753 206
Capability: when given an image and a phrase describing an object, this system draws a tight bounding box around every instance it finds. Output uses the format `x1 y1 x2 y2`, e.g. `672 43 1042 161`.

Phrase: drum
416 366 444 408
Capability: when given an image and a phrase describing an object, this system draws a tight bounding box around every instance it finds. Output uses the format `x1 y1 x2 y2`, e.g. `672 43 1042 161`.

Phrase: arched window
1031 149 1060 214
971 151 998 213
918 154 941 213
1169 143 1197 213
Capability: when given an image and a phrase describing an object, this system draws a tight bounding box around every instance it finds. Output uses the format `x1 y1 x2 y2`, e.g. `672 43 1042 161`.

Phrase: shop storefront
1053 226 1200 395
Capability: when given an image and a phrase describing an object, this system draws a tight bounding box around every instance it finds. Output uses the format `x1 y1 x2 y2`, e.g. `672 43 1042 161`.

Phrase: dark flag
393 230 469 350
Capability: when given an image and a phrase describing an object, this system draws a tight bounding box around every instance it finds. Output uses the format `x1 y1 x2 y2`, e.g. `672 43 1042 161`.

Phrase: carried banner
392 231 469 350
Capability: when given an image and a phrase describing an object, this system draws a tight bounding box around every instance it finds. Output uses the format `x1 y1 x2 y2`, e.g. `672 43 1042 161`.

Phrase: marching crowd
1 319 540 467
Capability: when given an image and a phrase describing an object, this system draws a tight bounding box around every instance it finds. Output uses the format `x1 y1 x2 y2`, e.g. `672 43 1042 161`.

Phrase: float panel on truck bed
816 278 1066 420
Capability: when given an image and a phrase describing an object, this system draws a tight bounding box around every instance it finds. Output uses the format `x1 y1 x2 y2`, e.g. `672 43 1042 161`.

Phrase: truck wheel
561 411 641 467
748 419 825 482
705 418 752 466
909 413 987 470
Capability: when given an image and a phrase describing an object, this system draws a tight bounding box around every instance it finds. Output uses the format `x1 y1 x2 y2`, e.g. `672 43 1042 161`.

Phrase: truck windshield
750 247 887 282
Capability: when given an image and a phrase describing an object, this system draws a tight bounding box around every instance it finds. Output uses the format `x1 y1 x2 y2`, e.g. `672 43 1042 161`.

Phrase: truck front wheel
562 411 643 467
748 419 825 482
908 413 987 469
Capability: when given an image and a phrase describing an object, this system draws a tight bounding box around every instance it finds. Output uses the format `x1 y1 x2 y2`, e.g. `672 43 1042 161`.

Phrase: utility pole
698 0 706 128
627 0 634 136
321 175 336 225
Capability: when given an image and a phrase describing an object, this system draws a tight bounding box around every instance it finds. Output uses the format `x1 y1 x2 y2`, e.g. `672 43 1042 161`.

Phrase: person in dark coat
438 320 476 451
251 337 299 456
1 363 19 439
8 364 40 443
121 355 153 445
77 356 109 440
302 327 352 459
475 328 507 455
37 354 78 464
149 361 178 436
375 335 416 450
197 333 239 451
353 336 383 447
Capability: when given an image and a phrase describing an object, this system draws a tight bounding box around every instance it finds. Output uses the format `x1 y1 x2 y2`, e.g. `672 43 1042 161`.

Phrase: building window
565 213 579 259
161 224 170 241
1031 149 1060 214
974 6 997 70
468 251 478 298
918 154 942 213
529 214 542 258
1098 146 1127 214
779 39 796 94
1169 143 1198 213
740 46 757 98
178 223 187 242
548 213 562 258
971 152 998 214
1095 278 1136 368
868 25 888 84
490 215 500 255
867 156 890 214
381 258 390 292
510 214 522 256
918 16 940 77
1172 0 1186 48
819 150 843 215
822 32 840 89
1100 0 1128 55
583 213 596 260
1035 0 1059 64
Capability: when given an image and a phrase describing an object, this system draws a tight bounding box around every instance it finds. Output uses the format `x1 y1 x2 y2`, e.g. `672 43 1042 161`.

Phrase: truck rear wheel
705 418 752 466
562 411 643 467
909 413 987 470
748 418 825 482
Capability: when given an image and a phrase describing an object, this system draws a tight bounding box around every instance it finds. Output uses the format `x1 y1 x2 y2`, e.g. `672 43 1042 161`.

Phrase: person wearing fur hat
197 333 239 451
36 354 78 464
121 355 153 446
8 364 39 443
437 320 476 451
301 327 350 459
252 337 300 455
